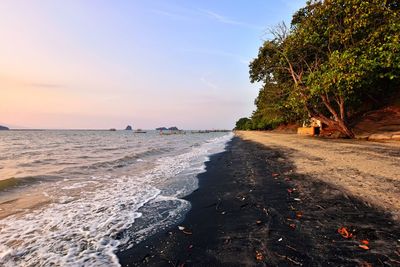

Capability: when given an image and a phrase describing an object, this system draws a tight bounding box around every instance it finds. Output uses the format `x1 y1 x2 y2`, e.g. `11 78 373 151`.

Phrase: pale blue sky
0 0 306 129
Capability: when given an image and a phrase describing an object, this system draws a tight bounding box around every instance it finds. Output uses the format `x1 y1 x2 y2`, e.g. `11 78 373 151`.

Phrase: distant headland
156 127 179 131
0 125 10 130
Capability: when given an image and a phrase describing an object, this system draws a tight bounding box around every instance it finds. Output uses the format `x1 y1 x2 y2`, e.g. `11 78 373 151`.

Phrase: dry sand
118 134 400 266
237 131 400 219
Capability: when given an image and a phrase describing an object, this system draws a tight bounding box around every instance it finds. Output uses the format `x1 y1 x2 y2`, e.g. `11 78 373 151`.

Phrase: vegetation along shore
236 0 400 139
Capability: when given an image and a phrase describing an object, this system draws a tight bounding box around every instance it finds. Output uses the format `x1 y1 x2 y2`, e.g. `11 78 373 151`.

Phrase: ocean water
0 130 232 266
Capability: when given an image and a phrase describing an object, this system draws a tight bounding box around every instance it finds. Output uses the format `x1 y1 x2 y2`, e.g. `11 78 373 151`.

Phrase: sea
0 130 232 266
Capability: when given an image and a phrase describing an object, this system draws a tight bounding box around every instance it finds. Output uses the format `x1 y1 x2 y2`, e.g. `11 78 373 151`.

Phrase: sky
0 0 306 129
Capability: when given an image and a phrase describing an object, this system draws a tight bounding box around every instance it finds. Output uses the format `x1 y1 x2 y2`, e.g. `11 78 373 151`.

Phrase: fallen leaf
296 211 303 219
289 223 296 229
287 188 293 193
272 173 280 177
183 229 192 235
359 262 373 267
359 244 370 250
361 240 369 245
256 220 262 225
255 250 264 261
338 227 353 239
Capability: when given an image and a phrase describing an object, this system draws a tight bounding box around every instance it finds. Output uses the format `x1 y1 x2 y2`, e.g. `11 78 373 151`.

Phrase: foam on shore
0 133 232 266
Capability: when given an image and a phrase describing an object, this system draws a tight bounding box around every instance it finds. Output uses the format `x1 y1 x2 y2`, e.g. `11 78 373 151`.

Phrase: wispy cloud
200 9 241 25
149 9 189 21
29 83 64 89
0 75 65 89
183 48 249 65
149 7 264 30
200 75 219 90
199 9 263 30
239 58 252 66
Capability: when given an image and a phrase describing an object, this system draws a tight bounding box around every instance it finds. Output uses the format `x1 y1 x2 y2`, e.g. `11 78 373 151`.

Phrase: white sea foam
0 181 160 267
61 181 98 190
0 132 232 267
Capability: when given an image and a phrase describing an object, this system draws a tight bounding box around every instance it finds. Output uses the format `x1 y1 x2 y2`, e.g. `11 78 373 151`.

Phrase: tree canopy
237 0 400 137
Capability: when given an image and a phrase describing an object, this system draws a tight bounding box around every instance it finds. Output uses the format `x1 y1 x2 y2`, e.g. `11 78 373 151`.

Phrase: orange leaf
361 240 369 245
338 227 353 239
255 251 264 261
359 244 369 250
359 262 373 267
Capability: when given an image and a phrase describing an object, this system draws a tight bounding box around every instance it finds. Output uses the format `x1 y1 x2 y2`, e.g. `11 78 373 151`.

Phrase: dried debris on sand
237 131 400 219
118 132 400 266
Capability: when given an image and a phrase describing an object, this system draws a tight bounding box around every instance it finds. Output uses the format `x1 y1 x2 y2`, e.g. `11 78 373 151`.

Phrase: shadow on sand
118 137 400 266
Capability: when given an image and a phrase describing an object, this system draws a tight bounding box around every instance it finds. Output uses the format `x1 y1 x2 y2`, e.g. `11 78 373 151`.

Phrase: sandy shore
237 131 400 218
118 133 400 266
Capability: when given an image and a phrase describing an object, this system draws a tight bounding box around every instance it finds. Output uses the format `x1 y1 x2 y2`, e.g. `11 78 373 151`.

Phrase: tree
249 0 400 138
235 117 252 130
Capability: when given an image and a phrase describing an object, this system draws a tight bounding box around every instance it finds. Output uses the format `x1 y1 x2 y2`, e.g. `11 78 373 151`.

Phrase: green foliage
235 117 252 130
234 116 285 131
246 0 400 137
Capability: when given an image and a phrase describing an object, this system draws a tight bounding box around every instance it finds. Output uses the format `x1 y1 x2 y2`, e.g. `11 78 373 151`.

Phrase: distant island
156 127 180 131
125 125 132 130
0 125 10 130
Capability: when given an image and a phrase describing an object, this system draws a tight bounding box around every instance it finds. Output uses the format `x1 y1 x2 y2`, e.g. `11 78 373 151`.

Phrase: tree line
236 0 400 138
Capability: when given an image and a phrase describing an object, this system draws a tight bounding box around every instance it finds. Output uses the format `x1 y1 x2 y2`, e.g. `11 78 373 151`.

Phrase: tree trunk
319 94 355 138
312 114 355 138
336 119 355 138
294 85 355 138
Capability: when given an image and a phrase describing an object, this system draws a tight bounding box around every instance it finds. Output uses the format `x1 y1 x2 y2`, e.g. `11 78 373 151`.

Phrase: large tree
250 0 400 138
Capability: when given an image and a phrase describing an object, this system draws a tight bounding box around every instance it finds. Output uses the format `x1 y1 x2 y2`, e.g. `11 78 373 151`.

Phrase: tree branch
321 94 339 121
339 95 346 121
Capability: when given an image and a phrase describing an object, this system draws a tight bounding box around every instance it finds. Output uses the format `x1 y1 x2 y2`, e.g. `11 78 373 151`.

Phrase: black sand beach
118 136 400 266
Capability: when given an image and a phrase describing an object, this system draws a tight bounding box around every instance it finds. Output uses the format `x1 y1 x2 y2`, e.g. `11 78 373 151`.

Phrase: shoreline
118 133 400 266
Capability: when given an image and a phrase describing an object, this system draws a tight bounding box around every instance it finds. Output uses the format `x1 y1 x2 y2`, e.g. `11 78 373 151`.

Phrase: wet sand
118 132 400 266
0 189 51 219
